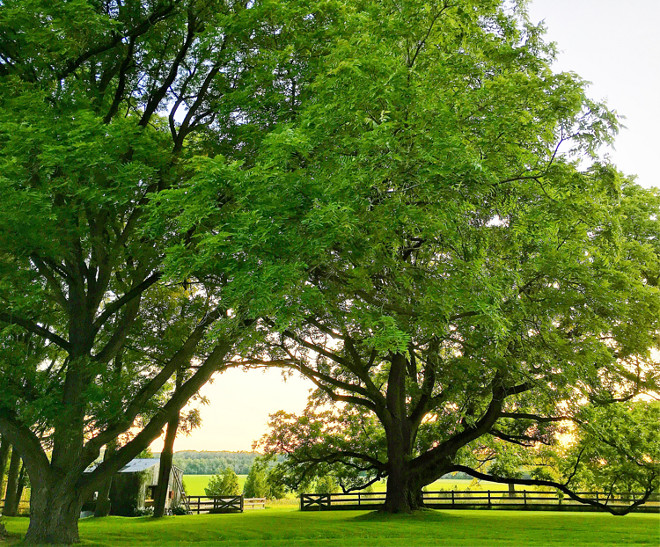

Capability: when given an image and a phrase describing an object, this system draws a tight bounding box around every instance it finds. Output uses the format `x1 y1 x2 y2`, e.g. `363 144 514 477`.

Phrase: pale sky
152 1 660 453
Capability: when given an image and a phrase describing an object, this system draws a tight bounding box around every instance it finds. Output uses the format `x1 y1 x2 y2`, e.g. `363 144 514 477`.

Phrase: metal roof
85 457 160 474
116 458 160 473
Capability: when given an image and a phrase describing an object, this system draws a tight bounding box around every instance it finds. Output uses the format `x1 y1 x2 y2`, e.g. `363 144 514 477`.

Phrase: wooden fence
244 497 266 510
300 490 660 513
184 496 267 514
186 495 243 514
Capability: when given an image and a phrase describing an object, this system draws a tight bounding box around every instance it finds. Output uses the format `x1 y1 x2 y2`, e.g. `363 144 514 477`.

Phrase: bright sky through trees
151 0 660 453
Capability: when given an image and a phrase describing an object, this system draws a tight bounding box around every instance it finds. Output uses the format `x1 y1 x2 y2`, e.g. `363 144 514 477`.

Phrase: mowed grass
3 508 658 546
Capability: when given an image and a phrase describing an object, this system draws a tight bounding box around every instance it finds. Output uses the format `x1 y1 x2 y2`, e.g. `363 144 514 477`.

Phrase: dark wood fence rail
186 495 244 514
300 491 660 513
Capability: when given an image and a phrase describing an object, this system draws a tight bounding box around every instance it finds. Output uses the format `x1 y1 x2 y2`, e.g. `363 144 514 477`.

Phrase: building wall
109 471 148 516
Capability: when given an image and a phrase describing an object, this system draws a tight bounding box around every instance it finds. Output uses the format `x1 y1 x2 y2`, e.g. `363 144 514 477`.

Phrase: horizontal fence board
185 495 243 514
300 491 659 513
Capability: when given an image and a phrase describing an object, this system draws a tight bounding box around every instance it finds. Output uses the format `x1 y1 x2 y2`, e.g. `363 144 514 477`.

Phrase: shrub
171 505 189 515
314 476 338 494
243 464 268 498
205 468 241 496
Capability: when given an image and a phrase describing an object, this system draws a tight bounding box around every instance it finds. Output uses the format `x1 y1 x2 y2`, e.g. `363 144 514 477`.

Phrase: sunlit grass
3 508 658 546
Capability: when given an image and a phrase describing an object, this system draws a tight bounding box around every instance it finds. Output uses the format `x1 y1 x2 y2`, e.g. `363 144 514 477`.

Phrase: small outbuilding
85 458 186 516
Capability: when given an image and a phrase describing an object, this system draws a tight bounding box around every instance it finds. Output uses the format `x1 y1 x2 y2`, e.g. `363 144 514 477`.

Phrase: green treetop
244 0 660 513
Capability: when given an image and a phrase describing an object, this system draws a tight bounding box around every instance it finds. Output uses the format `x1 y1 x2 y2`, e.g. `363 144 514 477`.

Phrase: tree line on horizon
168 451 260 476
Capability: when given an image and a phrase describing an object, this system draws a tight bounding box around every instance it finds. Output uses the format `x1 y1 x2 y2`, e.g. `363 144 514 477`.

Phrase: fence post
523 490 527 506
488 491 491 505
451 491 455 506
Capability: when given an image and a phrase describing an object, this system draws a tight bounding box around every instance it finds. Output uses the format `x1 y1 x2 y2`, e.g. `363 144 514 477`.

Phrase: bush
171 505 189 515
205 468 241 496
314 476 338 494
243 464 268 498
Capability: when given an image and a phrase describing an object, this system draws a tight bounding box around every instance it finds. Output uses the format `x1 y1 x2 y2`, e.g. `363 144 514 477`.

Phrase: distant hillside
161 451 260 475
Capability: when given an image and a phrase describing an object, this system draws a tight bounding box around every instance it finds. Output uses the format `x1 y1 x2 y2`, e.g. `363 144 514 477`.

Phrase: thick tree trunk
383 353 421 512
384 466 423 512
153 411 180 517
25 480 84 544
3 449 21 516
0 436 10 500
94 440 116 517
383 426 424 512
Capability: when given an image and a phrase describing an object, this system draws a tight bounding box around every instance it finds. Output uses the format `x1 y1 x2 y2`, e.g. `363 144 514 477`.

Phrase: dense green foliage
0 0 332 541
0 0 658 540
243 462 269 498
241 0 660 512
2 510 660 546
204 468 241 497
242 457 287 499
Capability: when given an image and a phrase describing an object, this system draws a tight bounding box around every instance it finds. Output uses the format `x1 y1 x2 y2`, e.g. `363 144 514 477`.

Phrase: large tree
0 0 331 542
239 0 660 513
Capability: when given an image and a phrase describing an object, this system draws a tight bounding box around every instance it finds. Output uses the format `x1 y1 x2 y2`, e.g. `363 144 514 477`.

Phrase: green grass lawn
3 508 658 546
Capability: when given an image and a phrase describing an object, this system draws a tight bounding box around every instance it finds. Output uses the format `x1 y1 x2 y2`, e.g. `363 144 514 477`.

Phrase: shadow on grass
353 508 457 522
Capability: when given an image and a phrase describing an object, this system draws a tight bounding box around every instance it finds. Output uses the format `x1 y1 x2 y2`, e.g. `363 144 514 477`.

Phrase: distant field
3 508 658 546
183 474 248 496
182 475 523 497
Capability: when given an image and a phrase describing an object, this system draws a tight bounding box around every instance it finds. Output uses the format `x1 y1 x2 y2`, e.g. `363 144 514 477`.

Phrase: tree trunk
3 449 21 516
382 353 422 512
153 411 180 517
0 436 10 500
383 429 423 512
6 462 26 515
25 480 84 544
94 440 116 517
384 466 423 512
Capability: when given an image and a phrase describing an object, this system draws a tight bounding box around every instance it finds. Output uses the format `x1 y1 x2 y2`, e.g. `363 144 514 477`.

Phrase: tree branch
0 312 71 351
92 272 162 333
452 465 656 516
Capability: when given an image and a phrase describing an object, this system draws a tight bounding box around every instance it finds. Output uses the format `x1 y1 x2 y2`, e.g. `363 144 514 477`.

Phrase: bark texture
153 411 180 517
3 450 21 516
94 440 116 518
0 437 10 500
25 481 84 544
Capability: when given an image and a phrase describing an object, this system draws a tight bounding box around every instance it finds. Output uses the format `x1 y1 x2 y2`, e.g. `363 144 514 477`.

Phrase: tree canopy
241 0 660 513
0 0 658 542
0 0 332 542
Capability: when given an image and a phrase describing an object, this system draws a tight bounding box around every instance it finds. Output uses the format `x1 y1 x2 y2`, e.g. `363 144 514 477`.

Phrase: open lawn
3 508 658 546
